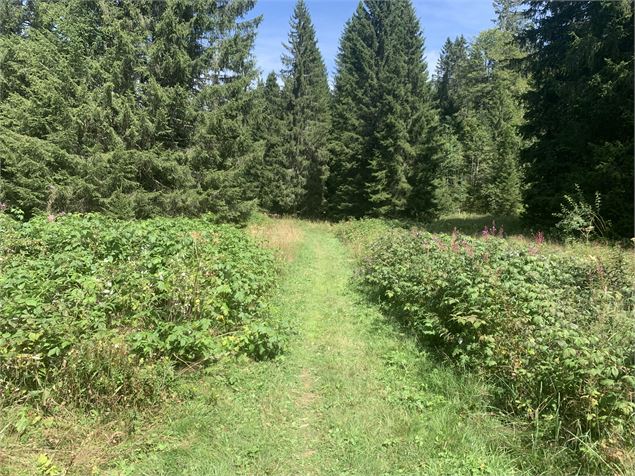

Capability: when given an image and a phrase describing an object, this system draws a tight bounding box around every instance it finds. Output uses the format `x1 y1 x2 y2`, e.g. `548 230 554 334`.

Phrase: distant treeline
0 0 632 235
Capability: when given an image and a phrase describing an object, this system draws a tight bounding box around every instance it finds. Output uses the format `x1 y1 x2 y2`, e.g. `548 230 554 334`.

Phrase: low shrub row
349 224 634 454
333 218 397 259
0 213 281 409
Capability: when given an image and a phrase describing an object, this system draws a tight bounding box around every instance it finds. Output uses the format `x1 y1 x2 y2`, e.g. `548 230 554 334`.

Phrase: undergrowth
0 212 283 411
338 219 635 473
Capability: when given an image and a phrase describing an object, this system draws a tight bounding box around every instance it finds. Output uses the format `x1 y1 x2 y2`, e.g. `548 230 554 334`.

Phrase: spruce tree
0 0 25 35
431 125 467 214
251 72 295 213
521 0 634 236
464 29 526 215
395 0 438 219
435 36 469 119
281 0 331 216
327 2 377 217
433 25 526 216
493 0 525 34
0 0 262 221
329 0 437 219
189 0 262 222
366 0 413 216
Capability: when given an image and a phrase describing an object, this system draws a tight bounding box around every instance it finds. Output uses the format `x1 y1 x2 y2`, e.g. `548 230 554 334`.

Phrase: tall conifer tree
328 2 377 217
0 0 261 221
435 36 469 119
433 21 527 216
281 0 331 216
521 0 634 236
329 0 437 219
251 72 295 213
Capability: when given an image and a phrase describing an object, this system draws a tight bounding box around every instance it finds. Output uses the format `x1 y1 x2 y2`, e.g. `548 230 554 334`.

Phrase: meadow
0 212 285 473
1 211 633 475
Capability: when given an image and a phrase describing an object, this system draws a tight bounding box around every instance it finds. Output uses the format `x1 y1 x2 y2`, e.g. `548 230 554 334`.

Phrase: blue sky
251 0 496 80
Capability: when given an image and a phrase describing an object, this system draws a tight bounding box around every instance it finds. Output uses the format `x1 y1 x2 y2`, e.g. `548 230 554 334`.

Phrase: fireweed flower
534 231 545 245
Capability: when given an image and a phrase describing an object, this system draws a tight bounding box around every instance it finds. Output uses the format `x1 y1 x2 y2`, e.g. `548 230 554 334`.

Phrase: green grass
103 222 529 475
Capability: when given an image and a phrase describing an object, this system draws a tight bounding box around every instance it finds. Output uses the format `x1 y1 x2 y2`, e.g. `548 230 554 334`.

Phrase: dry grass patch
0 407 133 476
249 218 304 262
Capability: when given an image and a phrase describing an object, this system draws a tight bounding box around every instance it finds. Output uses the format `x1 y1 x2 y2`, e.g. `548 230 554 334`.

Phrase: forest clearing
0 215 633 475
0 0 633 474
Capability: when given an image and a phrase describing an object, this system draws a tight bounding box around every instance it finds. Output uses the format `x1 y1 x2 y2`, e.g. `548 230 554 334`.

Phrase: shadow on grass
318 212 528 238
424 213 525 237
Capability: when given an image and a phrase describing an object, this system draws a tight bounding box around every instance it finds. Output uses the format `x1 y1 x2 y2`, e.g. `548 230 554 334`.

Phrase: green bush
333 218 397 258
353 225 634 450
55 334 176 410
554 186 610 242
0 213 280 408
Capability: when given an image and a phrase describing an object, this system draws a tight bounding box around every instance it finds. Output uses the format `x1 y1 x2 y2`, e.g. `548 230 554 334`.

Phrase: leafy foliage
554 186 610 242
434 26 526 217
348 222 634 460
333 218 395 259
0 213 281 408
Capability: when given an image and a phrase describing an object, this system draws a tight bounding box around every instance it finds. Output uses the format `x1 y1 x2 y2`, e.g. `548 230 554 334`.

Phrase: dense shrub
333 218 397 258
352 225 634 449
0 213 280 408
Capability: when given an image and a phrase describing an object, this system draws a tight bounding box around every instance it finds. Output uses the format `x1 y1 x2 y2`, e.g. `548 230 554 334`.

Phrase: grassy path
113 222 521 475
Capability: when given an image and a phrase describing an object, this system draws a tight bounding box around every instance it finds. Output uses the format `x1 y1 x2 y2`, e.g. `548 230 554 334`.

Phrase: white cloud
425 49 441 75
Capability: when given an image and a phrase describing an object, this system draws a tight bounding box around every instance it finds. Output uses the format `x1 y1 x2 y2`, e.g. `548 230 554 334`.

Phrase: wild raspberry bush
333 218 400 258
355 227 634 452
0 213 281 408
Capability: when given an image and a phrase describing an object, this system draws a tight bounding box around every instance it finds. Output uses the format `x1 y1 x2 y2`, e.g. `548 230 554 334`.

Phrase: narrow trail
118 222 520 475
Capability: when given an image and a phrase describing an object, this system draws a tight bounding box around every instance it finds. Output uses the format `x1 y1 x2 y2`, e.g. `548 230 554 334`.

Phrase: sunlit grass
104 222 555 475
2 218 626 474
248 214 305 263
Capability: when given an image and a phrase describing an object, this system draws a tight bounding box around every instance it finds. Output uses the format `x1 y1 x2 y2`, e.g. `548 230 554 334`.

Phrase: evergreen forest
1 0 632 236
1 1 634 475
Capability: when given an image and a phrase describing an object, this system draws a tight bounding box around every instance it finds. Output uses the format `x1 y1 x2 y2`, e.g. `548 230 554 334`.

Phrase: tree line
0 0 632 236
